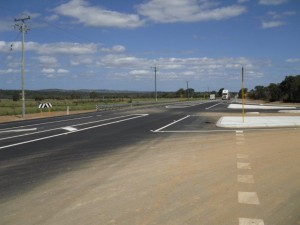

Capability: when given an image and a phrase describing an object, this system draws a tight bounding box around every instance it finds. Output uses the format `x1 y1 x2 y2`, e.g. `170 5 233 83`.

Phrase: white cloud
259 0 289 5
6 41 98 55
54 0 144 28
129 70 150 78
137 0 246 23
70 57 94 66
42 68 69 78
101 45 126 53
45 14 59 22
262 20 285 28
267 11 295 19
286 58 300 63
38 56 58 65
238 0 249 3
99 54 149 68
0 68 19 74
112 45 126 53
262 10 295 29
57 68 69 73
42 68 55 73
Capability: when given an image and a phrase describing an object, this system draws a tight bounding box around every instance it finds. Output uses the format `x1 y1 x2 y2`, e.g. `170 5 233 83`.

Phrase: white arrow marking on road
62 126 78 132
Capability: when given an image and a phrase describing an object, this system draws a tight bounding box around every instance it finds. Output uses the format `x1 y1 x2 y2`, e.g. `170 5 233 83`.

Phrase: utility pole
13 16 30 118
186 81 189 100
151 66 157 103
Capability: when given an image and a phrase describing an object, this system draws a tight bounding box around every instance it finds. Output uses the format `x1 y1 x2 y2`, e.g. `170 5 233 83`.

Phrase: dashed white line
237 154 249 159
238 192 260 205
237 162 251 169
238 175 254 184
239 218 264 225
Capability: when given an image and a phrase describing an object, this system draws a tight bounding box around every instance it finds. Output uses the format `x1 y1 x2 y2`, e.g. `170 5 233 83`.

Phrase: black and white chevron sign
38 103 52 109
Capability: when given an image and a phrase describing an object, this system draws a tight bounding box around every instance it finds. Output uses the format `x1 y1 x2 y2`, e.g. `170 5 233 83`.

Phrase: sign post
38 103 52 116
242 67 245 123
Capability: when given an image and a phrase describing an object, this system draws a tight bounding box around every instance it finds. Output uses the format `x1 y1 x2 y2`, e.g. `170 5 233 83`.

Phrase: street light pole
14 16 30 118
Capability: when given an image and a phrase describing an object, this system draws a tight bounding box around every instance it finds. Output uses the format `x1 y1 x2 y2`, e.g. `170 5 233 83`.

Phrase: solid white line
0 128 37 133
151 129 237 133
205 102 221 110
0 114 139 141
152 115 190 132
0 115 94 132
0 114 148 150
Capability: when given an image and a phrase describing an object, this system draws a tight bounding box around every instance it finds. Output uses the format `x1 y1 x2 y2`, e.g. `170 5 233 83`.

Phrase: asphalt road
0 100 299 225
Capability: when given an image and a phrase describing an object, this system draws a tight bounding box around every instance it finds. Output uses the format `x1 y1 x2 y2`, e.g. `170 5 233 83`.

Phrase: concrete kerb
216 116 300 128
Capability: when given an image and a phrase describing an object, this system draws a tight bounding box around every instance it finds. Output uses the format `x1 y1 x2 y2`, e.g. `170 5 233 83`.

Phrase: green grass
0 98 187 116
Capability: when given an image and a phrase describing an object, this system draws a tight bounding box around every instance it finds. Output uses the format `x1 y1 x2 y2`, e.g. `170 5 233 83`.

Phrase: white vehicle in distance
222 90 230 100
210 94 216 100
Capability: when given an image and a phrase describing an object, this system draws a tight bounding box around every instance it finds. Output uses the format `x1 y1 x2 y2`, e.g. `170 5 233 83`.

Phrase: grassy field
0 98 184 116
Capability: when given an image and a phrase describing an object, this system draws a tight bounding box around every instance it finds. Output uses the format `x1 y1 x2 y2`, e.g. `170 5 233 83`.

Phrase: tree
89 91 98 99
218 88 224 97
238 88 248 98
176 88 185 98
12 92 20 101
267 83 281 102
186 88 195 98
34 96 44 101
251 86 268 100
280 75 300 102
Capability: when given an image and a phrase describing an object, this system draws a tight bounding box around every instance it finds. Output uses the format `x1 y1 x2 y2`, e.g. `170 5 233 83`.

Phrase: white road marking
236 136 245 140
237 154 248 159
239 218 264 225
0 115 93 132
150 129 238 133
152 115 190 132
238 175 254 184
62 126 78 132
238 192 260 205
0 128 37 133
205 102 221 110
228 103 296 109
237 162 251 169
0 114 138 141
0 114 148 150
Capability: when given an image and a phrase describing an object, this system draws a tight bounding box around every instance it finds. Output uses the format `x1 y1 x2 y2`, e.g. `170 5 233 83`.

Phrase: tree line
240 75 300 103
1 88 215 101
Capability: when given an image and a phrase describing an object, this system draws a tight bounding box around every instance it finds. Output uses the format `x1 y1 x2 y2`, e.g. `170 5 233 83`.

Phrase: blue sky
0 0 299 92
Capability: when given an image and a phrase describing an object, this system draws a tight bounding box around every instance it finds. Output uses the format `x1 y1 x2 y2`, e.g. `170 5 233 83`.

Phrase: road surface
0 100 299 225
